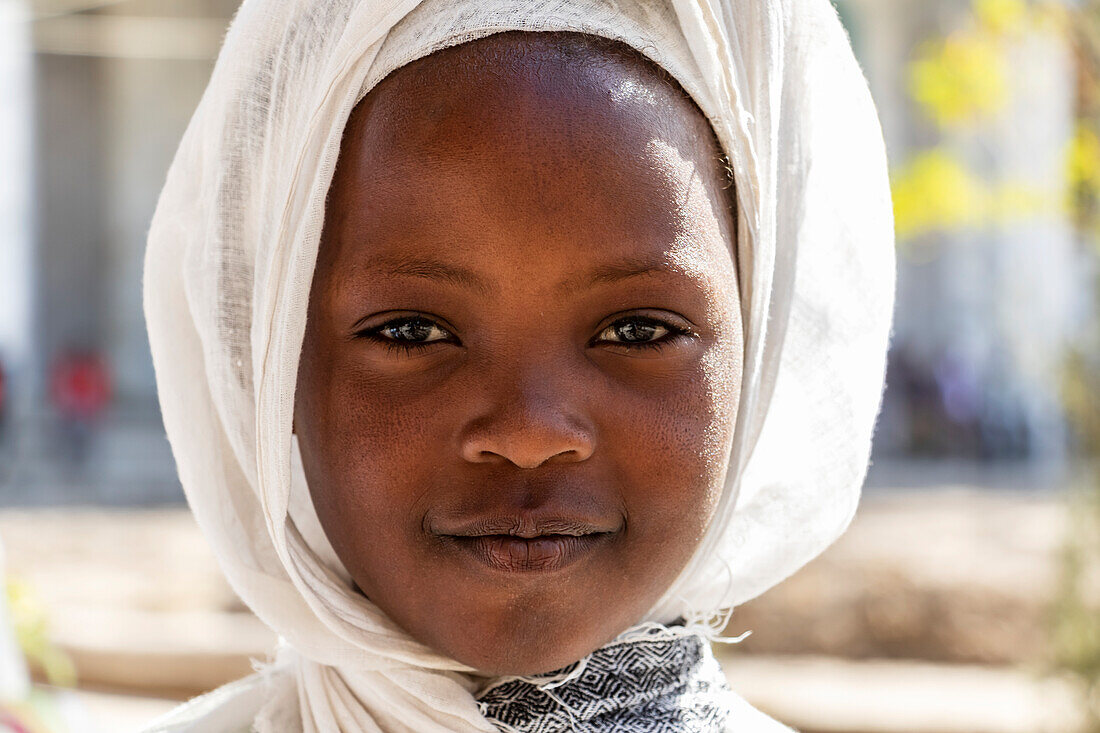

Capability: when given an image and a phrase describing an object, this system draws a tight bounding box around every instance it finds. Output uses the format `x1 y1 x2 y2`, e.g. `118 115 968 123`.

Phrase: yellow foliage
6 578 75 688
892 149 1063 241
909 32 1008 127
1028 1 1068 34
892 150 991 238
0 696 57 733
909 0 1062 130
1066 124 1100 250
974 0 1029 36
1068 124 1100 191
993 181 1062 220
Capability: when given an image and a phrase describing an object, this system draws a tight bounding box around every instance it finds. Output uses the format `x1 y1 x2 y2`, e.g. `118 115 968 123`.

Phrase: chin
454 637 600 678
430 606 631 677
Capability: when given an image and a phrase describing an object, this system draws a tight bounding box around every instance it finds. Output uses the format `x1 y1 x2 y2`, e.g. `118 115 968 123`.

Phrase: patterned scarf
477 629 731 732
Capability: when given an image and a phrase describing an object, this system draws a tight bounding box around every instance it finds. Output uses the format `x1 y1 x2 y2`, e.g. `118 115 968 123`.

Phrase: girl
143 0 894 730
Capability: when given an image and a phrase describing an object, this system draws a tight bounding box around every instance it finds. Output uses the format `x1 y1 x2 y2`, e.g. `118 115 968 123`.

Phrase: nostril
457 393 596 467
461 433 594 468
468 448 574 469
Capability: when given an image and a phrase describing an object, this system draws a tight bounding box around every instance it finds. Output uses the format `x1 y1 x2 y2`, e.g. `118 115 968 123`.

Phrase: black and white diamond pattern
476 631 731 732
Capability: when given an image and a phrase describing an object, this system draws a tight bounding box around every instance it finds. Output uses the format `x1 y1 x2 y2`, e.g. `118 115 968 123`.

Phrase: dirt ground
0 487 1090 732
0 487 1075 664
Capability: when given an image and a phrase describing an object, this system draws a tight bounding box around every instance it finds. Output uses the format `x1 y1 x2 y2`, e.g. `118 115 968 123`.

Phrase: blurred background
0 0 1099 731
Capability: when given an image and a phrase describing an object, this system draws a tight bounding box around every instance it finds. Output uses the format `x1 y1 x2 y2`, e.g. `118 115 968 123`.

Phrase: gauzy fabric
142 0 895 731
146 625 790 733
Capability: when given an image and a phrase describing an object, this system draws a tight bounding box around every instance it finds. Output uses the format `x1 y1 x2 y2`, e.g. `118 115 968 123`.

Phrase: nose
458 373 596 469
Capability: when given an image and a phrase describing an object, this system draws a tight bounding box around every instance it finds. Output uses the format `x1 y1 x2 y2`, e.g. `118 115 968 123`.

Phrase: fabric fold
144 0 894 729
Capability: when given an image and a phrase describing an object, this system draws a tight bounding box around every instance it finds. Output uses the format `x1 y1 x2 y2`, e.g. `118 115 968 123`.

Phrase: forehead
321 32 734 281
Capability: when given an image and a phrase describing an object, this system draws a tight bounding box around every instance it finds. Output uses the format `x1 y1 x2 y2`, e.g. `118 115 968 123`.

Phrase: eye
593 315 690 349
379 316 451 343
357 314 457 353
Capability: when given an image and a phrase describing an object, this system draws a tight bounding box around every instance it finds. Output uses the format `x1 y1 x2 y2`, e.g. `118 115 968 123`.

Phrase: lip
444 533 611 573
436 514 615 539
427 506 622 574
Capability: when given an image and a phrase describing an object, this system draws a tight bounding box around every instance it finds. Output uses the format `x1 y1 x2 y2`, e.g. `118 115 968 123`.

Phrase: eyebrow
356 254 682 295
363 255 491 295
560 257 682 294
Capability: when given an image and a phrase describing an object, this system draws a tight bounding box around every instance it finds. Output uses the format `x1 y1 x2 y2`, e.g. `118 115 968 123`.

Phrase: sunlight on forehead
559 253 715 295
608 75 659 106
643 137 731 271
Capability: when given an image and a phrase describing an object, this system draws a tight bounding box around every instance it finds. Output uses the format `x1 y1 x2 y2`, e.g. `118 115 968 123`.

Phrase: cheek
598 338 740 564
294 312 743 666
295 347 456 569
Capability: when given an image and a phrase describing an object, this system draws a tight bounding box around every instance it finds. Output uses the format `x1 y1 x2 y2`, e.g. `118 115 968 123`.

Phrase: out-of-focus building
0 0 239 503
0 0 1089 503
842 0 1087 487
0 1 34 446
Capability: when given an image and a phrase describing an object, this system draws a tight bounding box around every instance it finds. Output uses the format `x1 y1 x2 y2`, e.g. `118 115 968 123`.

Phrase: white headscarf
143 0 894 730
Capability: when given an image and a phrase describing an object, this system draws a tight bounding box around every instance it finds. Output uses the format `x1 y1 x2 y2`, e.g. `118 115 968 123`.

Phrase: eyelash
379 339 437 355
356 313 692 353
357 315 457 354
591 315 692 351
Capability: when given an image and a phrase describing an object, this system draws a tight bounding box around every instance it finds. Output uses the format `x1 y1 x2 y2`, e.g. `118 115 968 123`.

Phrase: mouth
443 533 612 573
431 515 619 574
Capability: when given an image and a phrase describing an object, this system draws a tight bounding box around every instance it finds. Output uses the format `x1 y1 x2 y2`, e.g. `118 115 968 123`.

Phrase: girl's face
295 33 743 676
